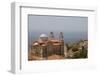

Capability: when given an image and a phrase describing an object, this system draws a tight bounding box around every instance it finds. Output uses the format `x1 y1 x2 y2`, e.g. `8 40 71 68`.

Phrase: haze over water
28 15 88 45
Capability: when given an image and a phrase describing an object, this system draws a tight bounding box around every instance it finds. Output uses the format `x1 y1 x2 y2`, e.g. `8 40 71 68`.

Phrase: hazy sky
28 15 88 33
28 15 88 44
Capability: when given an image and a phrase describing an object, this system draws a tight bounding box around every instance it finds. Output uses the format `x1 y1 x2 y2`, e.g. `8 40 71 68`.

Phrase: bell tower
59 32 64 56
59 32 64 41
50 32 54 39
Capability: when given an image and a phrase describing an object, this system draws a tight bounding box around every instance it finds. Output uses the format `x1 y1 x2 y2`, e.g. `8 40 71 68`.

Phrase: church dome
39 34 48 41
40 34 48 38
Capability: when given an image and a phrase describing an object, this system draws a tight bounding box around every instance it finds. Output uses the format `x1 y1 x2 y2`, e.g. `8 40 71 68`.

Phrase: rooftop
40 34 48 38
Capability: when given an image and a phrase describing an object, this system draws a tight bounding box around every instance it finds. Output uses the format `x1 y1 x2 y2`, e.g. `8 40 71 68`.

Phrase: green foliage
66 40 88 59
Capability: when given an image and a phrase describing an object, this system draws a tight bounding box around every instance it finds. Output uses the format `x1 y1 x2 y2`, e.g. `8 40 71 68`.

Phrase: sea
28 31 87 46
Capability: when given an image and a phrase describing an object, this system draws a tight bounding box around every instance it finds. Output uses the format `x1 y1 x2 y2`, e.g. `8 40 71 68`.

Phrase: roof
33 42 39 46
49 39 60 42
40 34 48 38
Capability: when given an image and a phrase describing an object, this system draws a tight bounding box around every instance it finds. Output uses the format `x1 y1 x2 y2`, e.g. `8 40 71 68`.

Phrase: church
31 32 67 59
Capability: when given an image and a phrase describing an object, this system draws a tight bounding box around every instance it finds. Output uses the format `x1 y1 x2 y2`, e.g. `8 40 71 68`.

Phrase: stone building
31 32 67 59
